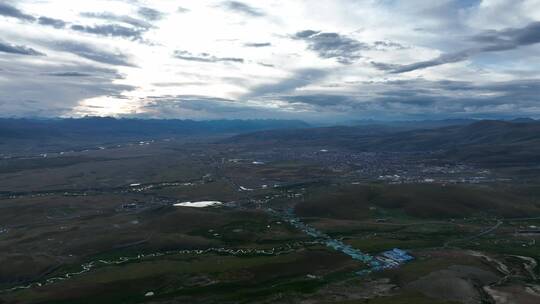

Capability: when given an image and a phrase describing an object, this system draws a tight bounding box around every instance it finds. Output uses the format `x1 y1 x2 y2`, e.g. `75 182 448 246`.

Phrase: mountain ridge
225 120 540 166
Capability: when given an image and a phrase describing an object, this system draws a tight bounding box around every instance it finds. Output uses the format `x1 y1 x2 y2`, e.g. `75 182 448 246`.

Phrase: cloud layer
293 30 369 64
0 40 44 56
0 0 539 122
385 21 540 73
0 2 35 21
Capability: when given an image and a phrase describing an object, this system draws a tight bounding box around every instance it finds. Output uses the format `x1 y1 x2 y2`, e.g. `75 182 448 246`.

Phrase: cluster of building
227 148 497 185
280 208 414 271
375 248 415 268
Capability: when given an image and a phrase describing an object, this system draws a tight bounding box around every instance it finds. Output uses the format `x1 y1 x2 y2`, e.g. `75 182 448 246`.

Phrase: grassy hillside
296 183 540 219
228 120 540 166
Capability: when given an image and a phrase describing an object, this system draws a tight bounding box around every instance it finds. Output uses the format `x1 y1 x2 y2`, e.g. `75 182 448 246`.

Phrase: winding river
0 241 315 294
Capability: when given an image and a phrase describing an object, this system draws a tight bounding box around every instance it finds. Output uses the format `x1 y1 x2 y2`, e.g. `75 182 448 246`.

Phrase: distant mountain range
344 118 477 129
226 119 540 166
2 117 539 166
0 117 310 154
0 117 310 141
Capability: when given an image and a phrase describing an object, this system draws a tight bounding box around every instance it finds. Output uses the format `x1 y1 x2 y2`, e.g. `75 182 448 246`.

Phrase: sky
0 0 540 122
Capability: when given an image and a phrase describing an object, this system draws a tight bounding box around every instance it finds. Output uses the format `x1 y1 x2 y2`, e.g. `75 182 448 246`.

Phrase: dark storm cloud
395 79 540 113
373 94 439 107
37 16 66 28
370 61 400 71
295 30 320 38
81 12 152 29
244 42 272 47
472 21 540 46
55 41 134 66
372 79 540 108
221 1 264 17
49 67 121 80
390 50 472 73
0 41 45 56
0 2 35 22
257 78 540 119
173 50 244 63
40 66 122 78
384 22 540 74
71 24 143 39
138 7 164 20
245 68 330 98
44 72 93 77
292 30 369 64
476 79 540 101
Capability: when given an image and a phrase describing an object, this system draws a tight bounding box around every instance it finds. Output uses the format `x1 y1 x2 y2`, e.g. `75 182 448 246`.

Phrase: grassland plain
1 140 539 303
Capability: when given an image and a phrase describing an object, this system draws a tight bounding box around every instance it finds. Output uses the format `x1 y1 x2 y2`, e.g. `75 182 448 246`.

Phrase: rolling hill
226 120 540 166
